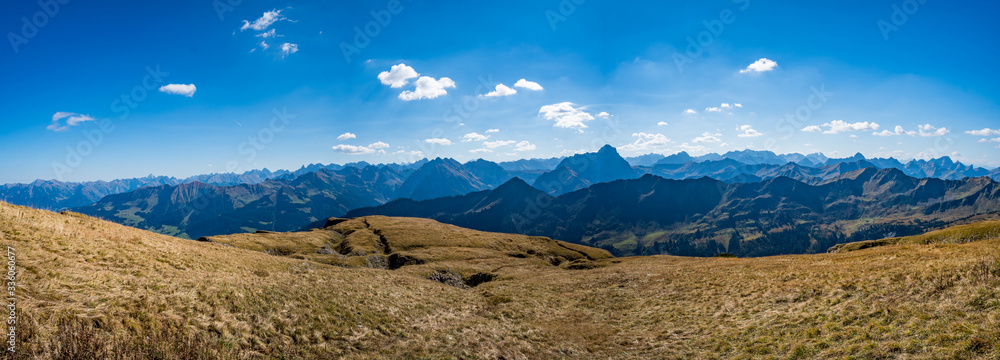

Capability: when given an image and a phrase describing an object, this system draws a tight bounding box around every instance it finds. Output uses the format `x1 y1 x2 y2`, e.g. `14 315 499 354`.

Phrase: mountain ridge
6 146 997 211
350 167 1000 257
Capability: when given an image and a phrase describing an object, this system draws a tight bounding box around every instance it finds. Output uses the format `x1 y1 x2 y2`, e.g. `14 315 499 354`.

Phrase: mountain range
7 147 997 211
0 168 290 210
73 166 403 238
348 167 1000 257
1 145 993 256
71 158 514 238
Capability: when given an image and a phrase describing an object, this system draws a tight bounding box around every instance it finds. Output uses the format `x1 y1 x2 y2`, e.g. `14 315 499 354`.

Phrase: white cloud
693 132 722 143
333 144 379 155
684 109 697 115
914 151 949 160
485 129 500 133
621 132 672 152
158 84 197 97
657 121 669 126
46 112 94 132
470 148 493 154
259 41 269 50
514 141 536 152
538 102 595 130
734 103 743 108
740 58 778 74
337 132 356 140
597 112 610 119
424 138 453 145
484 140 516 149
482 84 517 98
368 141 390 149
462 132 490 142
918 124 950 137
280 43 298 56
399 76 455 101
378 63 420 88
514 79 543 91
737 125 763 138
256 29 277 38
873 125 917 137
966 128 1000 136
241 10 286 32
392 150 424 157
802 120 880 134
706 103 740 113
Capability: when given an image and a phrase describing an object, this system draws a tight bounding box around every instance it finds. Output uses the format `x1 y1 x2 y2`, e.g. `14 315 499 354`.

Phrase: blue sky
1 0 999 183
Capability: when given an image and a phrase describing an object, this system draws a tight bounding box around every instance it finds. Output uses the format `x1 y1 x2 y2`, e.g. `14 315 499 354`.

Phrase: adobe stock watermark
340 0 409 64
916 135 954 161
212 0 244 21
5 247 15 354
673 0 751 73
545 0 586 31
513 115 626 233
7 0 71 54
51 65 169 181
878 0 929 41
404 75 495 163
227 107 296 173
182 107 295 218
768 84 833 153
442 75 495 127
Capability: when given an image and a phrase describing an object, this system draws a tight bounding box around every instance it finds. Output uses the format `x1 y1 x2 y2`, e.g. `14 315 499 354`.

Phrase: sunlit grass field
1 201 999 359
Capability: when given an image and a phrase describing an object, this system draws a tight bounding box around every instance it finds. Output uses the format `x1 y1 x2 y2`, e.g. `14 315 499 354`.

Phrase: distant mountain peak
499 176 530 186
426 157 460 166
598 144 618 154
493 177 537 195
533 145 640 195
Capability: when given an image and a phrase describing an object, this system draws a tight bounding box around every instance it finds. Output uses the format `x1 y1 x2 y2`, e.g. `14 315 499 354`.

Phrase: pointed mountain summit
394 158 510 201
533 145 641 195
489 176 538 196
825 152 867 166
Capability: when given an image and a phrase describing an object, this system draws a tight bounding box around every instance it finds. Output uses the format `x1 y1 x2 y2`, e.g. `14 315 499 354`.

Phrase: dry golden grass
206 216 613 275
831 219 1000 253
2 201 1000 358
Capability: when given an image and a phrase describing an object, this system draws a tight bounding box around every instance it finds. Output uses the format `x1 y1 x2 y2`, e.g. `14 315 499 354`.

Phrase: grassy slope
830 219 1000 253
205 216 613 274
2 201 1000 359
